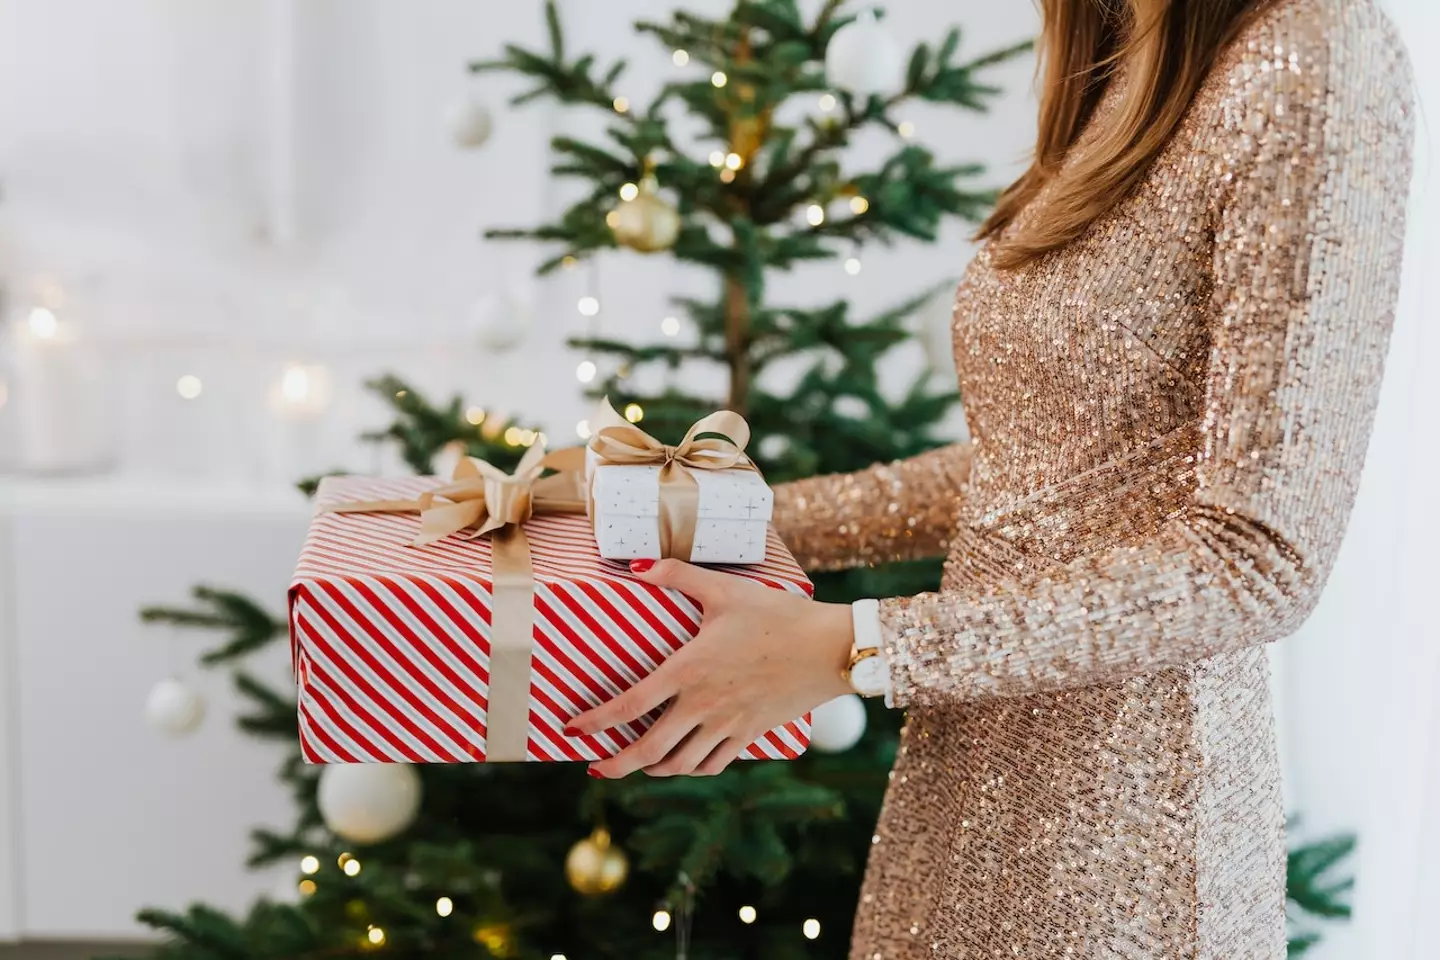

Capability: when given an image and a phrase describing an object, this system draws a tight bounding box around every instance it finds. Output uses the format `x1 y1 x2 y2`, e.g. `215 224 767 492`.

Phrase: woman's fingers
588 704 697 779
567 668 677 737
632 558 734 610
571 559 835 780
644 726 728 778
687 736 746 778
569 561 737 738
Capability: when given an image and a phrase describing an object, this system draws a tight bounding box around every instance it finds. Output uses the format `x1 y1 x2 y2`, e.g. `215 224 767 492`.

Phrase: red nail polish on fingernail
563 725 581 737
629 558 655 573
587 768 604 779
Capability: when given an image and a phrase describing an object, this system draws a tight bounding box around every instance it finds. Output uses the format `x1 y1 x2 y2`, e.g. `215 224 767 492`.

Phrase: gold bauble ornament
565 827 629 895
609 178 680 253
731 113 766 159
471 923 514 956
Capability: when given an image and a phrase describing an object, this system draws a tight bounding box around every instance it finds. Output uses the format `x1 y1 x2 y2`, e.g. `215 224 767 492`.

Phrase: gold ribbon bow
587 399 755 562
326 443 587 762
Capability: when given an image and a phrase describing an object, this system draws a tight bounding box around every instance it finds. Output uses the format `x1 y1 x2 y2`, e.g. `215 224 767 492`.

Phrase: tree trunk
723 273 751 415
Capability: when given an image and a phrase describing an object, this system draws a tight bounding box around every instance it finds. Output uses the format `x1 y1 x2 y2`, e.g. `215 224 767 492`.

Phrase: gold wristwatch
843 598 888 698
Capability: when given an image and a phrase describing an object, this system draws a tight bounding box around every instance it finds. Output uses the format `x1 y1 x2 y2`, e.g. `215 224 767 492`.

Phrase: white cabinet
0 501 20 940
0 479 310 939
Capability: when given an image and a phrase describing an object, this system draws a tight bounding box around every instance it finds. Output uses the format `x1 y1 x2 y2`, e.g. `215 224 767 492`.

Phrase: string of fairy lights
1 291 609 469
8 26 906 951
0 47 912 467
4 303 337 420
563 48 915 448
291 848 825 954
465 40 891 947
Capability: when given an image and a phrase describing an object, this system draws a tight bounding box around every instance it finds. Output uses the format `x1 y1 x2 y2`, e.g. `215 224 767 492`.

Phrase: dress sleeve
770 442 973 571
878 22 1415 707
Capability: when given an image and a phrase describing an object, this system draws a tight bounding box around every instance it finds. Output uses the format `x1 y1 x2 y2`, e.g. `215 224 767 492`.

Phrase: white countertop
0 472 314 516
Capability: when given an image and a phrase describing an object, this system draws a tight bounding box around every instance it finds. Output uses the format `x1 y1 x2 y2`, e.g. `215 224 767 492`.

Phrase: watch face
850 656 889 697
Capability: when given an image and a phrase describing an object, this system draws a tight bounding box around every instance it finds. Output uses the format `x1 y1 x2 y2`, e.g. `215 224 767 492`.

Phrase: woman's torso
947 62 1222 578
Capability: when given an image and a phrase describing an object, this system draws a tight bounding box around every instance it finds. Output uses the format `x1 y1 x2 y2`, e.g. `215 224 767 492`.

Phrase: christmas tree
117 3 1348 958
124 6 1022 956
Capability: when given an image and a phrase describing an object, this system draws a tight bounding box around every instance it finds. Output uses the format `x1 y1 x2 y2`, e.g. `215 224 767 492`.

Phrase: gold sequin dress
771 0 1414 956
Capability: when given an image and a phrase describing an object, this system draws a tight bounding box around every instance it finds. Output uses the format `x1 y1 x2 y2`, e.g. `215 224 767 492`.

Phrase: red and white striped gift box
289 475 813 763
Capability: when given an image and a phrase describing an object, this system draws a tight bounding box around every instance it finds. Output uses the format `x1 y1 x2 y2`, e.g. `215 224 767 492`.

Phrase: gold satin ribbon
587 399 755 562
326 443 587 762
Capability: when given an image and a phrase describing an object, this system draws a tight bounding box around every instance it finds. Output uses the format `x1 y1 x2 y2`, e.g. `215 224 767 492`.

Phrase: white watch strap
851 598 882 650
849 599 894 705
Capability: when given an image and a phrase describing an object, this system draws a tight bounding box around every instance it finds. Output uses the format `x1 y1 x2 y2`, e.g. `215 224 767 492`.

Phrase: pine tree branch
469 2 630 113
751 33 1029 221
140 586 287 667
567 335 720 368
958 37 1036 74
361 375 537 474
812 0 845 33
296 471 349 498
1287 833 1357 920
135 906 250 958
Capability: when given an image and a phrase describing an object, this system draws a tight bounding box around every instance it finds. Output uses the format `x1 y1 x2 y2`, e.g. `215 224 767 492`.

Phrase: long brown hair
979 0 1274 269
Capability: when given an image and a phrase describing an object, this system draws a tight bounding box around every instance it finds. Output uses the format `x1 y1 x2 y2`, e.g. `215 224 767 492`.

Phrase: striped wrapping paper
289 475 813 763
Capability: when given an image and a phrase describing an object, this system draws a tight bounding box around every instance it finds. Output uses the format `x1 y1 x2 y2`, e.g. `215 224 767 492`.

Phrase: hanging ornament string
475 248 533 354
674 872 696 960
145 625 206 739
166 623 184 679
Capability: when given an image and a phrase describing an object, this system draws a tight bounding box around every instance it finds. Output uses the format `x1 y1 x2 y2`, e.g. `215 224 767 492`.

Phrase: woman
570 0 1414 954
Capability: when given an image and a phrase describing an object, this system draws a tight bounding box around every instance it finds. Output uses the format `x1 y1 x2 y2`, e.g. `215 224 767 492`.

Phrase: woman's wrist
814 601 858 700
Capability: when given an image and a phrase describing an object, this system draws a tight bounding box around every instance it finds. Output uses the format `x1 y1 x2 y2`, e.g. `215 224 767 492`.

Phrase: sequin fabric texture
771 1 1414 957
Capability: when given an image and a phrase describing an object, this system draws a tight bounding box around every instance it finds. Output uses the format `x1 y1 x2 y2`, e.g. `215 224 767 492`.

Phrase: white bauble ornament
825 14 906 98
757 433 791 461
470 291 532 352
444 95 494 149
144 678 207 738
832 395 871 420
317 763 423 845
810 694 868 753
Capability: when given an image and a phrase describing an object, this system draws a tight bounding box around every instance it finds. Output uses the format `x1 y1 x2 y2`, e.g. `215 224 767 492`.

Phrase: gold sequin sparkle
771 0 1413 955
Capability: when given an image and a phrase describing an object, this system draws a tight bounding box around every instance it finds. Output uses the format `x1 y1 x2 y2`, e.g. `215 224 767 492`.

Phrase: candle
269 362 331 419
262 362 332 482
2 307 113 474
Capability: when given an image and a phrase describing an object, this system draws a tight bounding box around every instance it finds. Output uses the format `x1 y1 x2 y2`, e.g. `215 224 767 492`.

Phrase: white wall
0 0 1434 953
0 0 1037 483
1342 4 1440 956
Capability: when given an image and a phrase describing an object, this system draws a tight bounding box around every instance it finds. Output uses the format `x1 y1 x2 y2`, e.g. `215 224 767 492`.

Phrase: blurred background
0 1 1435 958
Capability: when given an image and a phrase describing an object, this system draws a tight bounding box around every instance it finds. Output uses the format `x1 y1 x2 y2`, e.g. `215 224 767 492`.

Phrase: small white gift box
591 463 774 563
584 400 774 565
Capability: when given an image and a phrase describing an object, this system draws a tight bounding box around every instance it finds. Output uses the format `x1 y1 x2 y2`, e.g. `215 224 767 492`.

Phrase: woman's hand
566 558 856 779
